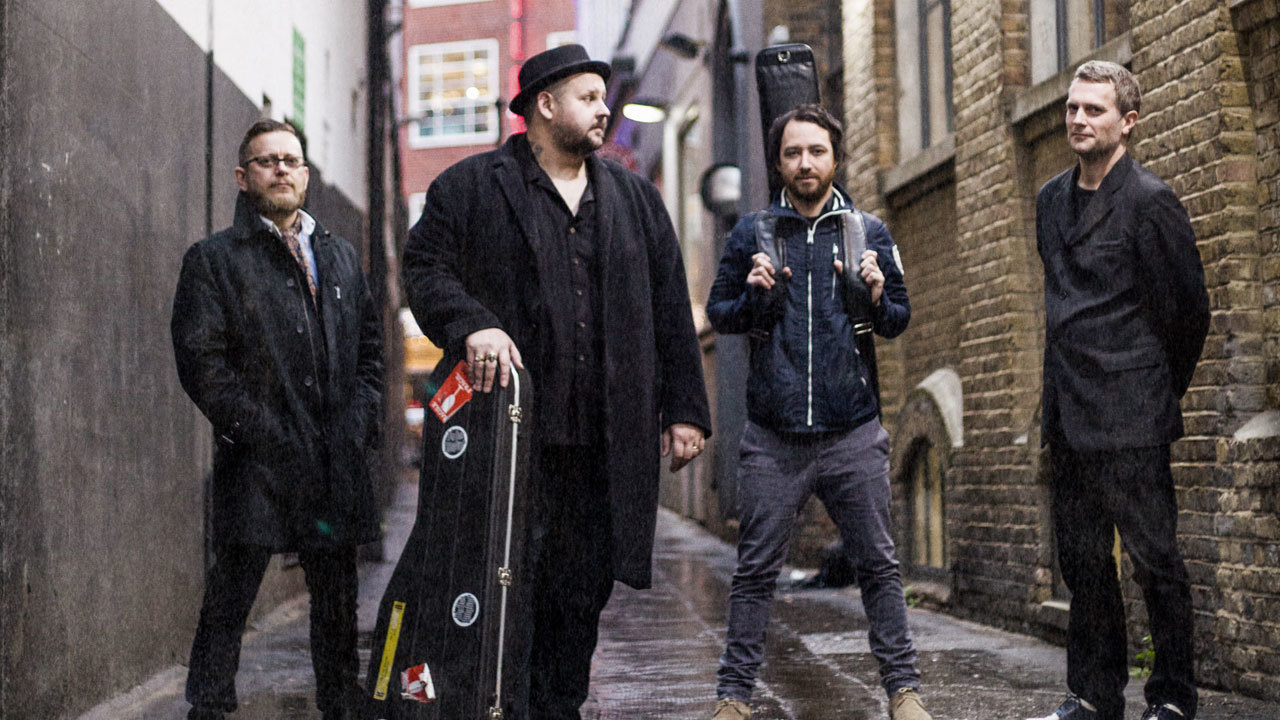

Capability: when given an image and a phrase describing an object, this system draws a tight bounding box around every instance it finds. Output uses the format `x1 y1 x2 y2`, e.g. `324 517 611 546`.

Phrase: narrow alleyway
83 476 1280 720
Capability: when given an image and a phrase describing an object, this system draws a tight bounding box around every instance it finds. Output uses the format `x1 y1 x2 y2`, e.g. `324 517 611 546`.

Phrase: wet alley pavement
84 476 1280 720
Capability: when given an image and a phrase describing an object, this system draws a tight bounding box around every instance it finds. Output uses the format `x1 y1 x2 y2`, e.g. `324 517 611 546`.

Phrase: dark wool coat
402 134 711 589
1037 154 1209 451
172 193 383 550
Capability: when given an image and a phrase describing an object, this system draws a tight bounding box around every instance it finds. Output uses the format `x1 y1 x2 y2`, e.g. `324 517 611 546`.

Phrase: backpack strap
754 212 784 270
841 210 882 417
840 211 874 336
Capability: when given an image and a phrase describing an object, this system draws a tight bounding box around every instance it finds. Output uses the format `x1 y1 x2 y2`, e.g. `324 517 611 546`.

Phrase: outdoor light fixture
621 100 667 123
699 163 742 216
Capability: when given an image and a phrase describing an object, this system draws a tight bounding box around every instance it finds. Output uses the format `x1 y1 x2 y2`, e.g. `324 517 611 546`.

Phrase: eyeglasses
243 154 306 171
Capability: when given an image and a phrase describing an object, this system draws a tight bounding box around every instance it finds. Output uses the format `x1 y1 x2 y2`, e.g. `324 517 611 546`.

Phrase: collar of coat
231 191 328 244
491 134 625 282
769 182 854 223
1053 152 1134 248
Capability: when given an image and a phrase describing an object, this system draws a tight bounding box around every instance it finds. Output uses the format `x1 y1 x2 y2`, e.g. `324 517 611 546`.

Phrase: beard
785 173 833 204
249 184 306 217
550 117 605 158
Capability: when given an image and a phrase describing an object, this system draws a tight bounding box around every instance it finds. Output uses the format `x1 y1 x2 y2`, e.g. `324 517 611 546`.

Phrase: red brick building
400 0 577 224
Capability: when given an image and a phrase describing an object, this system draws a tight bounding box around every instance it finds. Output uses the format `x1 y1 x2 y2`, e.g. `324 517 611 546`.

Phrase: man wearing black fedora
401 44 712 718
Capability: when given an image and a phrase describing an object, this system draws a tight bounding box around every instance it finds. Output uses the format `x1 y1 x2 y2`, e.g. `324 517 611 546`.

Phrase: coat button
287 278 296 288
304 376 314 387
296 323 304 334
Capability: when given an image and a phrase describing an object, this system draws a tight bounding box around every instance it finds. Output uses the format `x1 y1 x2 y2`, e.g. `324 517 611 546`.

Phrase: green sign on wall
292 28 306 132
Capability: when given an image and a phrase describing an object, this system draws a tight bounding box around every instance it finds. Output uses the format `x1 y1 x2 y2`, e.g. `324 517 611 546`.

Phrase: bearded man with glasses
171 119 383 720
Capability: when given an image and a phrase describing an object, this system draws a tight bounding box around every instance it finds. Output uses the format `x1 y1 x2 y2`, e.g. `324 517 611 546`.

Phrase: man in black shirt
1029 61 1209 720
402 44 711 719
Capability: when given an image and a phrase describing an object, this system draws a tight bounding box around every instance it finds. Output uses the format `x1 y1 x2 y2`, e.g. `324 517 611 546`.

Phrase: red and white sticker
429 360 473 423
400 662 437 703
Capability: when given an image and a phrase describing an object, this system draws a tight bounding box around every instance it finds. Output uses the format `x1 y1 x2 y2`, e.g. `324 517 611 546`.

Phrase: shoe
1026 695 1098 720
713 697 752 720
187 708 225 720
889 688 931 720
1142 703 1186 720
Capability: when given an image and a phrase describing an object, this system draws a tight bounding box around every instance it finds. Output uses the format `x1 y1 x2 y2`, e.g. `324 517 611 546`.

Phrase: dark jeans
185 544 359 715
509 445 616 720
1050 444 1197 720
717 420 921 702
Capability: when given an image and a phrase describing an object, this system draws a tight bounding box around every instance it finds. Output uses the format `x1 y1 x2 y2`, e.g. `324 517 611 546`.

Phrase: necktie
281 218 317 300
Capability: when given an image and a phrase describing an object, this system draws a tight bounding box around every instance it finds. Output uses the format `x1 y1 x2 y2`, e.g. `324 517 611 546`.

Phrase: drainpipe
725 0 753 213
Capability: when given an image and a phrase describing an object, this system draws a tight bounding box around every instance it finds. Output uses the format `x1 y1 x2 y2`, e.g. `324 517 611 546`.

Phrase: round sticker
441 425 468 459
451 592 480 627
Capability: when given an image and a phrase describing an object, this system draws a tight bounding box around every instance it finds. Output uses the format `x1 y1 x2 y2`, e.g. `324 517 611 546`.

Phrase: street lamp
621 99 666 123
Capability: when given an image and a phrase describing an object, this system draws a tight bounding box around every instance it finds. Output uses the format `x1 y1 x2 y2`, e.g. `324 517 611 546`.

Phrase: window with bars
1029 0 1131 84
895 0 954 160
408 39 499 148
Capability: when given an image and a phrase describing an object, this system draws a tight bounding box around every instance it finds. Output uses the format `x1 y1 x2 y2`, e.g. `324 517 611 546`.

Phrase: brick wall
840 0 1280 700
400 0 576 199
944 0 1047 628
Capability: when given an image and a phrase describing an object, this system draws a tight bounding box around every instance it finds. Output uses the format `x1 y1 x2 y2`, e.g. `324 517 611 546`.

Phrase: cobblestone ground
83 477 1280 720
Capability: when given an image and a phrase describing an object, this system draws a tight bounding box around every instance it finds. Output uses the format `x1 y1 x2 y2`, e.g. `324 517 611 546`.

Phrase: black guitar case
364 363 534 720
754 43 882 411
756 43 819 198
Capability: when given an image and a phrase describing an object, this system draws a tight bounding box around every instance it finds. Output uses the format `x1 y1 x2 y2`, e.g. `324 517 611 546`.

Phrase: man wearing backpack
706 104 928 720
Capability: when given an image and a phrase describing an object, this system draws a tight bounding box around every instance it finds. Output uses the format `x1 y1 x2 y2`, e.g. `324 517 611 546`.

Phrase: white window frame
895 0 953 160
407 38 500 149
545 30 576 49
409 0 493 8
1030 0 1111 84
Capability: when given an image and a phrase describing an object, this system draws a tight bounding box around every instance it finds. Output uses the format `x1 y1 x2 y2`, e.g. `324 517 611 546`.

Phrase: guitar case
364 362 534 720
756 43 820 198
754 43 882 410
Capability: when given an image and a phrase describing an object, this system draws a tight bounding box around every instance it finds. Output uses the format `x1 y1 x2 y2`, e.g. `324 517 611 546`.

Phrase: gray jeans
716 419 921 701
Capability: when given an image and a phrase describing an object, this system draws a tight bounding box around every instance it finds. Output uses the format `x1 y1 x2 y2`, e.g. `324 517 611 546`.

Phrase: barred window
408 39 499 148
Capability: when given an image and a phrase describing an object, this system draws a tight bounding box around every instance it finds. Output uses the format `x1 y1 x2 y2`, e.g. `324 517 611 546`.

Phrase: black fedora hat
510 44 611 116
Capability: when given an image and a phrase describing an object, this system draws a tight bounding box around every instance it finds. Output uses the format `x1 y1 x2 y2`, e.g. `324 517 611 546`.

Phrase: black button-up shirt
515 136 604 445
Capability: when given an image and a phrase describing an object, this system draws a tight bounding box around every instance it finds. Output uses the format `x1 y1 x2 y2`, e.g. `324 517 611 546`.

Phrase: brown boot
713 697 752 720
889 688 932 720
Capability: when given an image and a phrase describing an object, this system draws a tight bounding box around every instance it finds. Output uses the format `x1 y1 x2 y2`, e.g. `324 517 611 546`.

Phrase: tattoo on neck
532 143 544 158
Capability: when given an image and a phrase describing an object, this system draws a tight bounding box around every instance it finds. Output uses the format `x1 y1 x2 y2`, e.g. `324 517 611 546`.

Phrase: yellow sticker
373 601 407 700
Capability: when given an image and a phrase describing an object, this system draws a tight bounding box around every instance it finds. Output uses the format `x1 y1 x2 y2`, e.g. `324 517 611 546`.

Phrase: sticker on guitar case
441 425 468 460
451 592 480 627
429 360 473 423
400 662 437 703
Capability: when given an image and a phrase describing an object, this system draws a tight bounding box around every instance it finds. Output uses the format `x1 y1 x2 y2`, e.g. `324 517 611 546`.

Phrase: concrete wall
0 1 375 717
841 0 1280 699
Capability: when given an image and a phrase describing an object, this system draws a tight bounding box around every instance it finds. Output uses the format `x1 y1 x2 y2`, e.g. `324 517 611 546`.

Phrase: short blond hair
1074 61 1141 116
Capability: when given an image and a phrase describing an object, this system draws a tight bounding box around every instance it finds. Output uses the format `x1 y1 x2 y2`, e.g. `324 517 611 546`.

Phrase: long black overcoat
172 193 383 550
403 134 711 589
1037 154 1209 451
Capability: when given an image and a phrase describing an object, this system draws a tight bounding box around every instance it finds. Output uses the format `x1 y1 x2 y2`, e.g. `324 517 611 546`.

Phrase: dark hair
237 119 306 165
766 104 845 176
1074 61 1141 116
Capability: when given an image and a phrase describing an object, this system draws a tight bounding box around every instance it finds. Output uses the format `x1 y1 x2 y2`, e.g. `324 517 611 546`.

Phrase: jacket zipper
805 208 850 427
